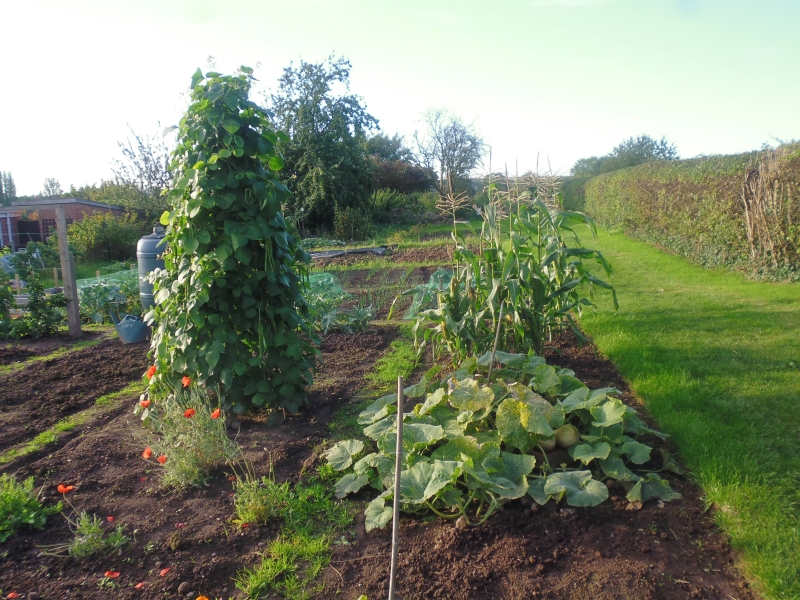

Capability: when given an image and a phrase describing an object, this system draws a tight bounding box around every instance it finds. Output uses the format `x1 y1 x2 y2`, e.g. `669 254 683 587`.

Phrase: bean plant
147 67 316 414
327 352 681 530
411 178 617 361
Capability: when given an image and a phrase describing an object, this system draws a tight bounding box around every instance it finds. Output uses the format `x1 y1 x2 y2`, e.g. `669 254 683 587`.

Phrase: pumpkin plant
147 67 316 414
326 352 681 531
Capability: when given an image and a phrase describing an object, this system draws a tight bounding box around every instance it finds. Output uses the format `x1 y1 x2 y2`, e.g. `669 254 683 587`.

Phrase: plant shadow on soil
0 326 757 599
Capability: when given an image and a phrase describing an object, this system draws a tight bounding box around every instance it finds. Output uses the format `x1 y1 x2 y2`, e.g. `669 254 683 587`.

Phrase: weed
0 474 61 542
41 511 129 558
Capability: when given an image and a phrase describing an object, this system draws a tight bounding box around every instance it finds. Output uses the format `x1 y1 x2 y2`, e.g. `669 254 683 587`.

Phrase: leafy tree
42 178 63 197
413 109 485 198
70 181 160 221
366 133 430 194
148 66 316 415
111 125 172 215
366 133 413 162
572 135 678 177
269 56 378 232
0 172 16 205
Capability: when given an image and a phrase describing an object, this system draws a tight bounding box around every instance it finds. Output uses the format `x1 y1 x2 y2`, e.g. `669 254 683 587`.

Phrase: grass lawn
581 228 800 600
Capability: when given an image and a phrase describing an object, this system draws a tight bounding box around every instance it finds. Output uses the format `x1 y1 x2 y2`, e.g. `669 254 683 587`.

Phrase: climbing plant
147 67 317 414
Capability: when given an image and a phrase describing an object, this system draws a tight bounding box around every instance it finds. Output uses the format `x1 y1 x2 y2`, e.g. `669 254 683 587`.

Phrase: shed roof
4 197 125 212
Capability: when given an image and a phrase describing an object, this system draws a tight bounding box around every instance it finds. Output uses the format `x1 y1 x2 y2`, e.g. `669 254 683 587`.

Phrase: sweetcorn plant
327 352 680 530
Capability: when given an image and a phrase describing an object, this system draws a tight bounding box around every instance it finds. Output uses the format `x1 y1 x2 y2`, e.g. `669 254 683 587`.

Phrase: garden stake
53 268 58 287
487 304 504 382
14 274 20 295
388 375 404 600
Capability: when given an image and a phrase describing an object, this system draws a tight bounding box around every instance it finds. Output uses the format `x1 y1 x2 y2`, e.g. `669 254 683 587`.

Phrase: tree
413 109 485 198
366 133 430 194
269 56 378 232
42 178 63 197
366 133 413 162
111 125 173 216
0 172 16 205
571 134 678 177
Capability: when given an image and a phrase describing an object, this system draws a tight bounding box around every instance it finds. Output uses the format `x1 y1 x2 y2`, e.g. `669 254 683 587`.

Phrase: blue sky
1 0 798 195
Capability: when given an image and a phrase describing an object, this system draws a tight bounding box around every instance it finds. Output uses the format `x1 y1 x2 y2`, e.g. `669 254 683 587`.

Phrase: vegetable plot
327 352 681 530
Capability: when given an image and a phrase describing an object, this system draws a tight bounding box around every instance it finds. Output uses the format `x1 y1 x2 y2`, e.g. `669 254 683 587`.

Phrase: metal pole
55 206 81 339
388 375 404 600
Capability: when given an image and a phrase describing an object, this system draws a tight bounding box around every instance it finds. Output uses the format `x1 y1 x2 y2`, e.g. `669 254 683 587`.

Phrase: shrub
328 353 680 531
583 144 800 279
333 204 375 241
369 188 424 225
8 241 60 272
0 473 61 542
148 67 316 415
65 211 147 262
77 272 140 323
1 270 66 339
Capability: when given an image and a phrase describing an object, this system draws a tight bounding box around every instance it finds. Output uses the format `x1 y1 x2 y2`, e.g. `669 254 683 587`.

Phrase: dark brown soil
0 329 757 600
0 330 105 366
0 338 149 454
389 246 453 265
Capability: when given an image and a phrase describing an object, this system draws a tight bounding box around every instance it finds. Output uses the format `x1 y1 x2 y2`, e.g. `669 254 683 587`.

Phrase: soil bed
0 330 756 600
0 330 105 366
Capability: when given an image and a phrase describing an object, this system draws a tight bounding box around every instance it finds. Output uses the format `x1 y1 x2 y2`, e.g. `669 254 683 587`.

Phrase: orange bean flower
104 571 120 578
159 567 171 577
57 484 74 494
157 455 167 464
210 407 221 419
145 365 157 379
181 376 191 388
183 408 196 418
140 399 151 408
142 447 153 459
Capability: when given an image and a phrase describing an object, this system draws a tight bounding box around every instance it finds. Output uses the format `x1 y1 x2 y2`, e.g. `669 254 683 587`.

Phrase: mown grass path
582 229 799 600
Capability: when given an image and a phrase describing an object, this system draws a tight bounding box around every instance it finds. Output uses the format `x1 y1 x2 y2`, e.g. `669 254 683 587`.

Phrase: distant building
0 197 125 250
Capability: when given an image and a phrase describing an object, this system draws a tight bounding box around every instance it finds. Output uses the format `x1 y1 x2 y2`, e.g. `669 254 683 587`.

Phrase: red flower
107 516 115 522
135 582 146 589
210 408 221 419
57 484 74 494
7 592 20 599
145 365 157 379
159 567 171 577
181 376 191 388
241 522 249 528
142 447 153 459
175 522 185 529
157 455 167 464
183 408 196 418
104 571 120 578
140 399 151 408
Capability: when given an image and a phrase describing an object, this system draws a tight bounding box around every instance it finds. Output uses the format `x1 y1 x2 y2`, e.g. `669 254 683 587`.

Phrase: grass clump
233 470 354 600
41 511 129 558
0 474 61 543
365 324 418 394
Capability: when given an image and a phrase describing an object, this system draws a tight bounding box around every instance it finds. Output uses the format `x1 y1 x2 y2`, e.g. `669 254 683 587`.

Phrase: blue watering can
110 312 149 344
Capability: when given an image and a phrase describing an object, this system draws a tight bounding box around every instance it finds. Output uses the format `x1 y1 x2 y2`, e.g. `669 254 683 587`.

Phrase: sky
1 0 798 196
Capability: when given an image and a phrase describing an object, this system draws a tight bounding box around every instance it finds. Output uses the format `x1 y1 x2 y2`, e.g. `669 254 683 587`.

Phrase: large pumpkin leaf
324 439 364 471
431 436 500 465
399 461 436 504
569 441 612 465
532 364 561 397
621 441 652 465
418 388 447 415
471 452 535 499
590 398 627 428
449 378 494 412
495 398 539 452
543 471 609 507
526 477 551 505
364 495 393 532
377 422 446 456
626 473 681 503
335 473 369 499
599 453 641 482
358 393 396 425
427 405 466 439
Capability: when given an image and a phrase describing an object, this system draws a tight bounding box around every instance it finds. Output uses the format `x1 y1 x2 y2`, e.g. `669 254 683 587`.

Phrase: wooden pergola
8 200 92 339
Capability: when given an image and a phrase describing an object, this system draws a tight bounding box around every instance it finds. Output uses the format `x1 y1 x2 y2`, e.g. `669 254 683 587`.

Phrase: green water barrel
137 226 167 312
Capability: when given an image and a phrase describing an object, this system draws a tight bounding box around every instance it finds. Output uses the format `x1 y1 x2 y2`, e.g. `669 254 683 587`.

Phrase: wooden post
55 206 81 339
53 268 59 288
96 270 101 279
14 274 20 295
388 376 404 600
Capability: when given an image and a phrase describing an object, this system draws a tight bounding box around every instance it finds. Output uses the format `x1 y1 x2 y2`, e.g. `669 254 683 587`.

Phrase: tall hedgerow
147 67 317 414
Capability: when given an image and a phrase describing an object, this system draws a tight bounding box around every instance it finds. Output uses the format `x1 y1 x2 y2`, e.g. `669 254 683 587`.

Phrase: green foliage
70 181 164 221
333 204 376 242
233 474 292 526
41 511 129 558
411 189 616 361
77 272 140 323
369 188 425 225
0 474 61 543
559 176 592 212
583 144 800 279
8 241 60 272
271 56 378 232
137 390 241 489
233 475 353 599
0 171 16 204
148 67 317 414
329 353 678 530
572 134 679 177
1 270 66 339
64 211 147 262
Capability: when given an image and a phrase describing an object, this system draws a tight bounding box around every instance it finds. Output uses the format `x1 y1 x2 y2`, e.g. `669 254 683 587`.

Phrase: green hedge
579 145 800 280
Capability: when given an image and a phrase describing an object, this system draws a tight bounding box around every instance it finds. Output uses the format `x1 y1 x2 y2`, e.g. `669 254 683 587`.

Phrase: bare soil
0 330 757 600
0 330 105 366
